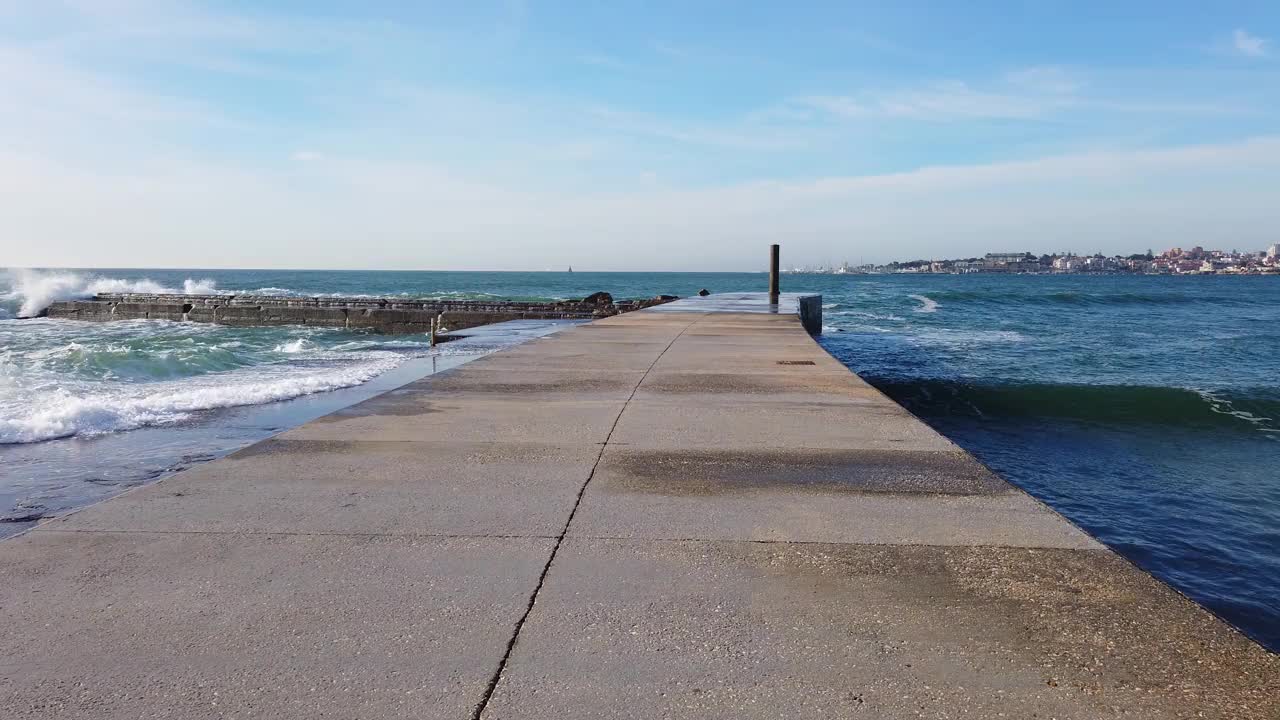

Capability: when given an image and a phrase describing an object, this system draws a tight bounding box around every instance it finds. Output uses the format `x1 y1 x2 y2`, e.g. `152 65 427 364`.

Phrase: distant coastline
789 244 1280 276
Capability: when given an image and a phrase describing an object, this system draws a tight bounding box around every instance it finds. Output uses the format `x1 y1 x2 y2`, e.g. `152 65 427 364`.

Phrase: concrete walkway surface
1 297 1276 719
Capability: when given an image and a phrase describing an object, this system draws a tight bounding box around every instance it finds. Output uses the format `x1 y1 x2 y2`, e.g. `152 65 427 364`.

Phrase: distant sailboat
568 266 573 273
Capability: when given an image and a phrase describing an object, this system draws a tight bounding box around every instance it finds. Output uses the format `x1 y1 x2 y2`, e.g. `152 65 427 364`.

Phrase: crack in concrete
469 315 705 720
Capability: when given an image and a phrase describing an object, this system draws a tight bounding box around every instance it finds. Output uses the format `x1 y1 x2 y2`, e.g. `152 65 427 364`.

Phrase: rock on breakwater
41 292 677 333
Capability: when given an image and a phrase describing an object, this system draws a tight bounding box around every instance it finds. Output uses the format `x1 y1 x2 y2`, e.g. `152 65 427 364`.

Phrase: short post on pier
768 243 781 304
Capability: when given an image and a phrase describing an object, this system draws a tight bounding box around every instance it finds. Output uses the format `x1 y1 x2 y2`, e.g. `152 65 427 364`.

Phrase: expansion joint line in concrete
469 314 704 720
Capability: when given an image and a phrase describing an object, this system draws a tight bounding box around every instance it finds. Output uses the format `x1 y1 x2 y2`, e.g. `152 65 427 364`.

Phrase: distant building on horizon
982 252 1040 273
985 252 1031 264
1053 255 1087 272
1269 243 1280 258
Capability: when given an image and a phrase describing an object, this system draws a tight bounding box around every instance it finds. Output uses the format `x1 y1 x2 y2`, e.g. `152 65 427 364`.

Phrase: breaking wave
0 355 401 444
828 310 905 322
2 269 217 318
873 379 1280 435
909 294 939 313
273 338 311 354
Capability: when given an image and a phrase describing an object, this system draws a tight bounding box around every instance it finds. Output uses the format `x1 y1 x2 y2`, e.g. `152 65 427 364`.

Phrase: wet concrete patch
610 397 954 452
281 396 623 445
310 395 447 420
228 437 590 464
227 437 366 459
598 448 1013 496
412 373 639 396
58 439 603 536
641 371 874 395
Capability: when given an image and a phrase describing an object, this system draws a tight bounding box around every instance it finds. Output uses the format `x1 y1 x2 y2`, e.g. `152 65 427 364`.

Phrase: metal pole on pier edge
768 244 781 304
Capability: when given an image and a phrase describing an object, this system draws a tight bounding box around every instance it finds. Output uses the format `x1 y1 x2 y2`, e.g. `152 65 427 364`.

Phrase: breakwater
42 291 675 333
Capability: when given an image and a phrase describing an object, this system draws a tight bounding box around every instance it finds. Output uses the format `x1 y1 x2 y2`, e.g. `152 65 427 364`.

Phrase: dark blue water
809 274 1280 654
2 268 1278 651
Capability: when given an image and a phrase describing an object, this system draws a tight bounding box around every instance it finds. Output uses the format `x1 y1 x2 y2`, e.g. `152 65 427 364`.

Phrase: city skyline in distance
789 243 1280 275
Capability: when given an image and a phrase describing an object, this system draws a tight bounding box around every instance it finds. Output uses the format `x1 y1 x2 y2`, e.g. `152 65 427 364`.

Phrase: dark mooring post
768 244 781 304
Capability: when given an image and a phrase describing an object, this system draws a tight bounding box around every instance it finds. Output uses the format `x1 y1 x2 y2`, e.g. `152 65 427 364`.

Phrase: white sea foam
836 310 906 322
0 356 401 444
3 269 218 318
273 338 310 354
910 329 1026 345
1197 390 1276 429
183 278 218 294
910 294 939 314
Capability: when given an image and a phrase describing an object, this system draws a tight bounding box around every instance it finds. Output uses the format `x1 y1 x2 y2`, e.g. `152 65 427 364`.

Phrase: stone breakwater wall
43 292 676 334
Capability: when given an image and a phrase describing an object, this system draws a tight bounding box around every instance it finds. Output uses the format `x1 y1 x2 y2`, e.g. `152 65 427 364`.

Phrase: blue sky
1 1 1278 270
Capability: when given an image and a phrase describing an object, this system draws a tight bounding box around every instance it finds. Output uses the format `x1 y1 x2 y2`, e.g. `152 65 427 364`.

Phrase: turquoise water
1 268 1278 651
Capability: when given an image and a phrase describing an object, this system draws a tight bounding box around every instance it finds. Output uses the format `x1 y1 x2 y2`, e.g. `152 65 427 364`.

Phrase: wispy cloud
649 39 776 69
585 106 815 151
793 95 865 119
0 45 236 148
1004 65 1084 94
1232 29 1270 58
836 29 929 61
577 53 629 70
793 71 1079 122
789 65 1245 124
877 81 1066 119
652 41 691 59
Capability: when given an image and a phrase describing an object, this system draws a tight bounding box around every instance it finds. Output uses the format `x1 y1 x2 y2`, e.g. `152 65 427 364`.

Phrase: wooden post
429 317 437 347
769 244 780 304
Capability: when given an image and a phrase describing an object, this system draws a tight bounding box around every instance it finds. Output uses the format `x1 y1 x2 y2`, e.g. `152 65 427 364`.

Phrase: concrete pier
1 294 1275 719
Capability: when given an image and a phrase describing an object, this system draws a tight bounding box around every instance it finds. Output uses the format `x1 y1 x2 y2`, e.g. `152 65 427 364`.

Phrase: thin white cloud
794 95 866 119
1233 29 1270 58
880 81 1059 119
653 41 691 59
790 66 1086 123
794 78 1074 122
0 45 242 165
791 66 1243 123
577 53 629 70
1004 65 1083 94
585 106 815 151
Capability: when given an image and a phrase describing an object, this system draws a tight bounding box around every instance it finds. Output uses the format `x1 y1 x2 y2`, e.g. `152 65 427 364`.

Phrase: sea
2 268 1278 652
